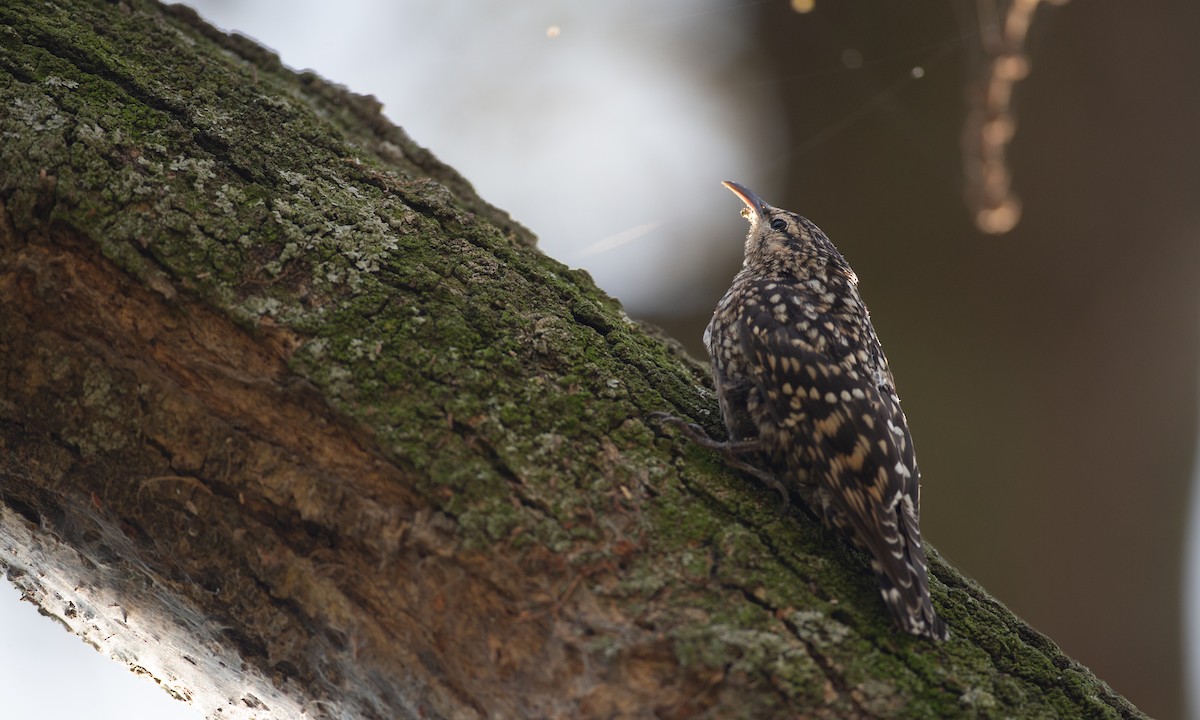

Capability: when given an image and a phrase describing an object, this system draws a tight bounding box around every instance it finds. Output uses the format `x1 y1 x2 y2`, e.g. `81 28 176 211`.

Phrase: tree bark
0 2 1145 718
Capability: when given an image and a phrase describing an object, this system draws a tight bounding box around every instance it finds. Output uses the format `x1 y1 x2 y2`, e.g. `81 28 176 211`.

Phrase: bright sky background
0 3 781 718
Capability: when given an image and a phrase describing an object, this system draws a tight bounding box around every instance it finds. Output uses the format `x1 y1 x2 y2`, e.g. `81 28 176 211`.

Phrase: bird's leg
648 412 789 504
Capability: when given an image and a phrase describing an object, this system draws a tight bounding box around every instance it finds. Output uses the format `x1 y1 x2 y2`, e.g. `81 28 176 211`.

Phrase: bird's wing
736 282 945 638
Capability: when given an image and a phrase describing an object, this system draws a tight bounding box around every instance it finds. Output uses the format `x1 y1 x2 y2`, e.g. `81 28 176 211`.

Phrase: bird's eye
770 218 788 231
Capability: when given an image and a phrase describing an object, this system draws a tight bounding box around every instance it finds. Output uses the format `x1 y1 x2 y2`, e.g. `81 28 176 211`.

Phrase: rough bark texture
0 2 1146 718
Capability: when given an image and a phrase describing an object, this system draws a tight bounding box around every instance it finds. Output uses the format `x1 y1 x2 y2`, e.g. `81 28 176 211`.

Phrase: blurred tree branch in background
963 0 1070 233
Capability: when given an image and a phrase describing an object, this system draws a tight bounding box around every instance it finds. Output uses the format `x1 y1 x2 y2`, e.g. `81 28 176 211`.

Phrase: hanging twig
963 0 1069 234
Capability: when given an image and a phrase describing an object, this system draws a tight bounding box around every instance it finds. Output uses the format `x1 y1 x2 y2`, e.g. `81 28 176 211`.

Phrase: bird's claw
649 411 787 504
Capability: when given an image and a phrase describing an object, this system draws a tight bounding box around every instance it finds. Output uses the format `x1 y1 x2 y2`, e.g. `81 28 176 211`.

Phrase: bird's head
722 181 854 283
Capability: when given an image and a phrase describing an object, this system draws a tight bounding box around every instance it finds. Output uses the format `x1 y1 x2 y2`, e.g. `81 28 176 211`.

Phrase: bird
656 181 948 641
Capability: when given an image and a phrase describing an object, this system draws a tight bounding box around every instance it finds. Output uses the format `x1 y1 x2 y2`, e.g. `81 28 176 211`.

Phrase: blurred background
2 2 1196 718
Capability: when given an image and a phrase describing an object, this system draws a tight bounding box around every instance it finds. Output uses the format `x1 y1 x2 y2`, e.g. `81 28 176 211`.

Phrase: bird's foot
648 412 789 504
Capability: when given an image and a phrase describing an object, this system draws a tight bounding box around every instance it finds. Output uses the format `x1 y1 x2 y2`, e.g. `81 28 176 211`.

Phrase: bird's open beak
722 181 771 222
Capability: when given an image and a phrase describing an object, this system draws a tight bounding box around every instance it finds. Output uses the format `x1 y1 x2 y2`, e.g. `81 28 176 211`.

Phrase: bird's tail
873 559 947 641
872 498 948 641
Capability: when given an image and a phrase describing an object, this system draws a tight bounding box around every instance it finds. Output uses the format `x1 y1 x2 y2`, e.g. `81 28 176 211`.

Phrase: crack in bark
722 579 868 718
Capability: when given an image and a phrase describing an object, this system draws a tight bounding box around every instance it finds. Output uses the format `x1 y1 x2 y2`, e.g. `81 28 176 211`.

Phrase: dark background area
646 2 1200 718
